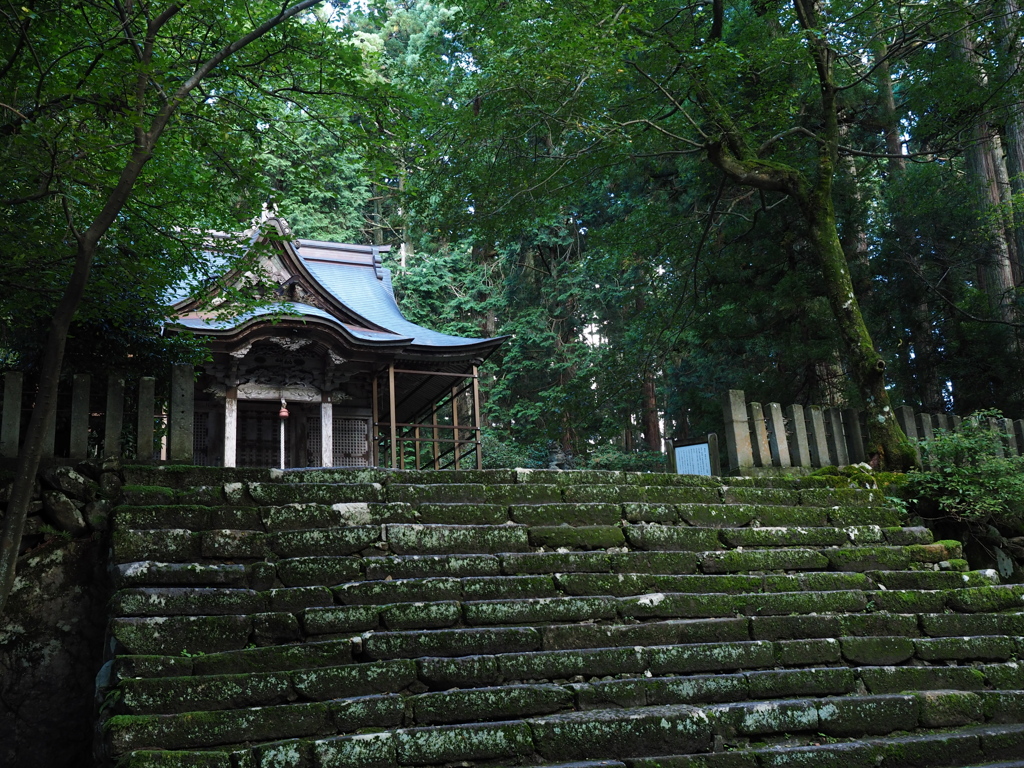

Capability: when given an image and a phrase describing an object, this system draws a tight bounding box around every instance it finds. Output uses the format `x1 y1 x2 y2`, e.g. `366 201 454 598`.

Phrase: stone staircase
97 467 1024 768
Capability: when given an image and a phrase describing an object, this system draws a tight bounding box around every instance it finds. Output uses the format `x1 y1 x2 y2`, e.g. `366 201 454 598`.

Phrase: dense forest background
5 0 1024 469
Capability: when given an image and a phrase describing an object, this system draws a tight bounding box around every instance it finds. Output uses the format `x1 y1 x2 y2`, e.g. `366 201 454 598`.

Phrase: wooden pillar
785 404 811 468
432 408 439 470
0 372 22 458
807 406 829 467
766 403 791 467
415 427 421 470
223 387 237 468
168 364 194 463
70 374 91 460
321 396 333 468
371 374 379 467
722 390 753 473
473 365 483 470
827 408 849 466
842 408 866 465
388 364 397 469
748 402 771 467
451 385 460 470
105 373 125 460
137 377 155 463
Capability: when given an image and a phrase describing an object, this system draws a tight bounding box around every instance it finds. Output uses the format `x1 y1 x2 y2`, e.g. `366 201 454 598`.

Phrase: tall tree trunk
641 371 661 451
876 38 945 410
997 0 1024 280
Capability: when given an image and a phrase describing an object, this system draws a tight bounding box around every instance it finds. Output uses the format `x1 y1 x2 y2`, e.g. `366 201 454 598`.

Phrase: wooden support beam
223 387 237 468
473 364 483 470
388 364 397 468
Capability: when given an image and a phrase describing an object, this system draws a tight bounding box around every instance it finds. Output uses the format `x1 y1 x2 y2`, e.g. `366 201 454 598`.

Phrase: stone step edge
103 694 1024 760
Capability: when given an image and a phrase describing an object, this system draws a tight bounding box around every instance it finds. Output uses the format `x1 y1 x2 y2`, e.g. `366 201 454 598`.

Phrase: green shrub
580 445 668 473
906 410 1024 529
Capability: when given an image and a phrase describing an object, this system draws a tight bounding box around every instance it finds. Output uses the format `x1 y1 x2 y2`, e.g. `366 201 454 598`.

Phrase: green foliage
906 411 1024 529
579 446 668 473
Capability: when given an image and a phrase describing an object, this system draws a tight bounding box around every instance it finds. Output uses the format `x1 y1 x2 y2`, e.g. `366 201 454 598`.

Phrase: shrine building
165 217 505 470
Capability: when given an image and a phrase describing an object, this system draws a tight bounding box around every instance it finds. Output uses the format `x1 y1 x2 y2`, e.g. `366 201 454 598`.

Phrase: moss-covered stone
111 615 251 656
702 548 828 573
290 659 416 700
464 595 616 625
840 636 914 665
866 569 998 591
528 704 713 760
648 641 774 675
620 591 738 620
641 673 749 707
982 661 1024 689
334 576 463 605
268 527 380 558
911 690 984 727
858 664 986 694
114 505 212 530
828 507 901 527
302 605 380 635
115 750 232 768
380 599 461 630
825 546 910 572
110 587 264 618
867 588 947 614
774 638 841 666
112 528 202 564
915 635 1016 662
721 527 846 548
980 690 1024 723
529 525 626 550
741 590 868 617
364 553 501 580
363 626 541 660
113 654 193 679
710 698 820 737
723 487 800 506
413 683 572 724
385 523 530 555
746 667 856 699
611 551 700 575
499 645 647 680
625 524 721 552
327 693 404 731
389 483 486 505
907 540 964 563
946 584 1024 613
200 530 269 560
814 694 919 737
463 574 557 601
276 557 362 588
882 526 933 545
188 640 354 677
839 613 920 638
749 615 841 641
623 502 680 523
677 504 753 528
417 503 505 524
751 506 831 527
762 572 869 593
113 561 247 589
800 488 885 508
487 482 565 506
394 721 534 764
119 671 292 715
418 654 501 687
105 702 330 753
121 485 177 506
541 617 748 651
313 732 395 768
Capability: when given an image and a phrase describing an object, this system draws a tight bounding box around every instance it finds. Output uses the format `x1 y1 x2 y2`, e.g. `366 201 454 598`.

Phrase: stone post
723 390 753 473
827 408 849 466
1014 420 1024 454
895 405 921 465
842 408 866 464
168 364 194 463
933 414 950 433
915 413 935 468
1 372 23 458
807 406 830 467
137 377 156 463
766 403 791 467
707 432 721 477
1000 418 1018 456
988 416 1005 458
105 373 125 459
748 402 771 467
785 404 811 468
69 374 91 460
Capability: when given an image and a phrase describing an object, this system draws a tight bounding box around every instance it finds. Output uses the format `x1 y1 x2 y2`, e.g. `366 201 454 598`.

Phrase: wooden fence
722 389 1024 474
